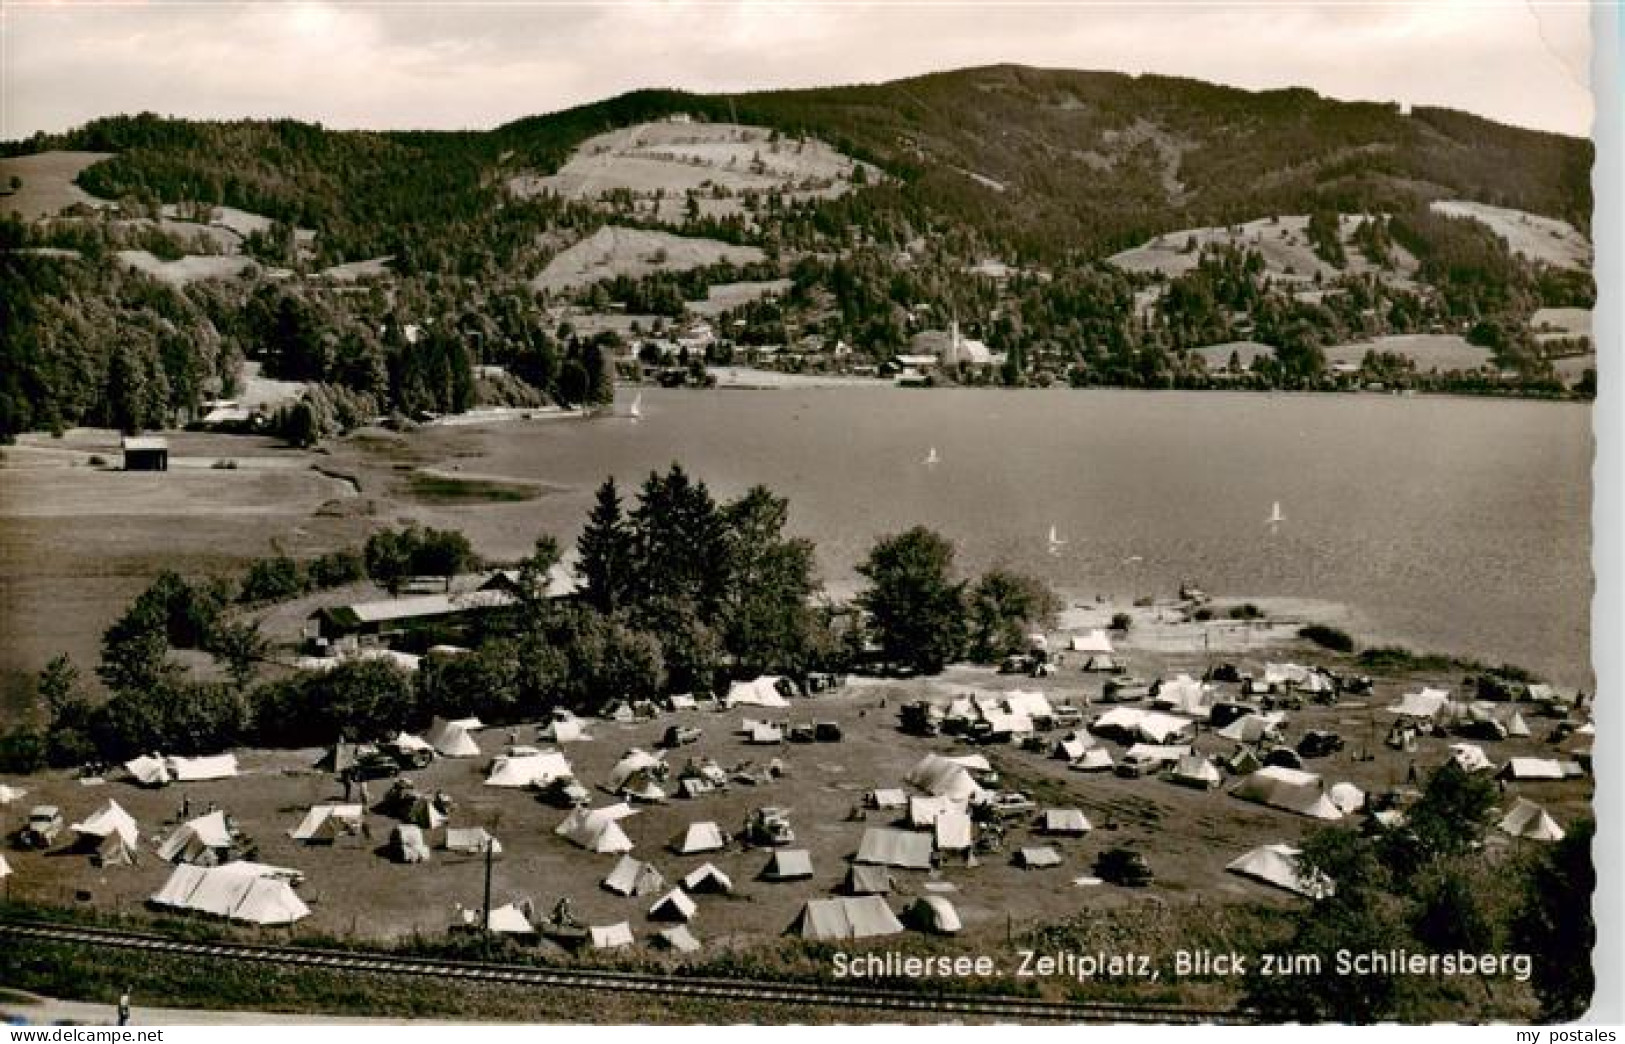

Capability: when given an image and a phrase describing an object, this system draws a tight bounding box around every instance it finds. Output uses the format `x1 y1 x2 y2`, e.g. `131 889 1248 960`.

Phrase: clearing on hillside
1429 201 1591 271
115 250 265 286
0 151 114 220
1323 333 1492 372
532 226 766 295
1107 214 1419 285
510 118 878 224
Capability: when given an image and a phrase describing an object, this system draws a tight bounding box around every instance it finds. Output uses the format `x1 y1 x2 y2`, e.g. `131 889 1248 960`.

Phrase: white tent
0 854 11 878
1230 767 1344 821
485 903 535 936
539 719 590 743
906 895 962 934
1328 783 1367 815
868 788 908 809
1167 754 1222 790
760 849 815 880
426 717 482 758
746 723 784 745
1504 711 1532 738
1040 809 1092 836
1052 733 1098 761
1153 675 1214 718
150 862 308 925
671 821 726 854
391 732 434 756
390 824 432 863
167 755 239 781
682 863 734 895
1091 706 1148 740
906 754 984 801
604 855 665 896
725 676 790 708
1499 758 1566 782
669 694 698 711
933 810 974 853
649 887 698 922
1068 748 1115 772
790 897 903 940
124 755 173 787
71 800 140 850
1498 799 1565 841
590 922 635 950
655 925 702 953
486 750 574 788
158 811 233 864
1136 712 1197 744
1448 743 1496 774
908 795 966 829
288 804 363 843
0 784 26 805
557 805 637 854
444 827 502 855
1015 846 1063 868
1386 688 1452 719
1070 629 1115 654
1123 743 1192 770
856 828 934 870
1226 844 1334 899
1218 714 1283 744
1003 690 1055 721
609 750 668 800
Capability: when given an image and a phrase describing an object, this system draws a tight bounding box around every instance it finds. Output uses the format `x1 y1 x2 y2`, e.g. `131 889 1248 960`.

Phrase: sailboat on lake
628 392 643 420
1267 501 1285 528
924 446 940 466
1047 525 1067 556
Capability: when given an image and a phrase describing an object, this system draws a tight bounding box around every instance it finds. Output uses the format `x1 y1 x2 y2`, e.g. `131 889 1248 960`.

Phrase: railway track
2 918 1251 1024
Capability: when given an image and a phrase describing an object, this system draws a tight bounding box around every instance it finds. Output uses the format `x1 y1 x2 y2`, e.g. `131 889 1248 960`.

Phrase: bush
1228 603 1265 620
1193 607 1214 622
212 458 238 470
0 729 46 773
1299 623 1355 653
1110 612 1133 632
239 556 305 603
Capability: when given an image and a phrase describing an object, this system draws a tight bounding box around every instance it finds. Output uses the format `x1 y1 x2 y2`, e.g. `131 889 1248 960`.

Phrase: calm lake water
466 387 1594 688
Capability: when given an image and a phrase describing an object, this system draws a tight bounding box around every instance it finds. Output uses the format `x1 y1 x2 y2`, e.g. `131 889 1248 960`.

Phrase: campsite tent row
150 862 308 925
125 754 240 786
906 754 986 801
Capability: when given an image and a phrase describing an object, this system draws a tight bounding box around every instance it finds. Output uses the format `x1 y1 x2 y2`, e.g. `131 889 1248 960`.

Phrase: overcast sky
0 1 1598 141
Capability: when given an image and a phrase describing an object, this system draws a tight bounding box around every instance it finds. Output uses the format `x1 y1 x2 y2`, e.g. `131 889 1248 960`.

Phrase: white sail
925 447 940 465
1268 501 1284 525
629 393 643 419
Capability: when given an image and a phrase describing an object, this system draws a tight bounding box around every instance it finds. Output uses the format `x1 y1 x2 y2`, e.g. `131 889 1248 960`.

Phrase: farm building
304 590 517 655
122 436 169 471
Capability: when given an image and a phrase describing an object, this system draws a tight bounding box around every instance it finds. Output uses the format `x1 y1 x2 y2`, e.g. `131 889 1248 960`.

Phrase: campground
0 611 1592 1013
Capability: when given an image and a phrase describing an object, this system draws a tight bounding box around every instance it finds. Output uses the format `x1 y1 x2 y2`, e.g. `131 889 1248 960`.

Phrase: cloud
0 1 1595 138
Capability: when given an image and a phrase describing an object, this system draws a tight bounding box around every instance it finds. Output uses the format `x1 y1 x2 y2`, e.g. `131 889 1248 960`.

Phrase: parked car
743 806 795 846
534 776 591 808
1115 751 1163 778
19 806 64 849
349 749 403 781
661 724 703 748
814 722 843 742
1050 705 1085 728
1264 746 1305 770
787 724 818 743
978 792 1037 821
1296 730 1346 759
899 702 941 737
1208 701 1258 730
1094 846 1154 886
381 738 434 770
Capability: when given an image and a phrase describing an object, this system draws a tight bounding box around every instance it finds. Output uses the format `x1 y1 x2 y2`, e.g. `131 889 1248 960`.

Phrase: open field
1323 333 1492 372
1192 341 1276 371
687 279 795 317
0 611 1590 1007
114 250 263 285
708 367 888 390
0 151 113 220
1530 307 1592 343
510 120 877 225
1107 214 1420 285
532 226 766 295
1430 200 1591 271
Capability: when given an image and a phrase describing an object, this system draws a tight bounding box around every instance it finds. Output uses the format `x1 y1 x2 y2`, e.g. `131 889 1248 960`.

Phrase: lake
464 387 1594 688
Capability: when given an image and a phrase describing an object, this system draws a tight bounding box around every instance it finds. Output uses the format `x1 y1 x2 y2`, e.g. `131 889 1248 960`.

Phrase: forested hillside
0 65 1597 441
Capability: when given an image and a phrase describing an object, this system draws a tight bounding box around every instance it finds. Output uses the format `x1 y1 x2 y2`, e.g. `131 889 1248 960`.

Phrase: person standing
117 988 131 1026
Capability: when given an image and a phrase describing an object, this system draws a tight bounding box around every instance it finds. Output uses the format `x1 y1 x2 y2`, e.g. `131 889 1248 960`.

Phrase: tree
966 568 1060 662
240 555 305 602
1512 817 1596 1020
365 527 415 595
209 617 268 689
578 478 632 613
718 486 821 674
98 590 177 694
627 464 726 617
856 526 967 673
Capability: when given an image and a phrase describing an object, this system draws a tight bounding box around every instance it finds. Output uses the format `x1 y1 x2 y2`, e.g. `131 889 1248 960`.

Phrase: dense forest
0 66 1597 440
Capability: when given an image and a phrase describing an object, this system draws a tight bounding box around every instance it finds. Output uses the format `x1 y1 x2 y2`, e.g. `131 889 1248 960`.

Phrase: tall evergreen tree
577 478 632 614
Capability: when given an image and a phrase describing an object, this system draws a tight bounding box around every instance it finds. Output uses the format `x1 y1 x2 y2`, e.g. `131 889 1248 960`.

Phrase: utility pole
482 837 494 933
